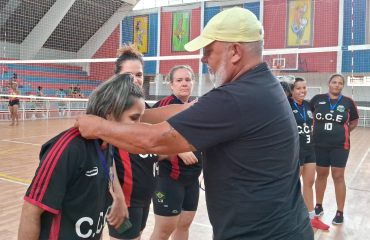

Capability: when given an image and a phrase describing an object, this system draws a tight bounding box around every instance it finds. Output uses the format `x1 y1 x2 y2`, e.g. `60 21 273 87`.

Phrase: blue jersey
58 92 66 98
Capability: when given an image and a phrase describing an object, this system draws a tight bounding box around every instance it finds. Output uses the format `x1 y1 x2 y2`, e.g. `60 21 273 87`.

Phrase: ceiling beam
77 3 135 59
19 0 76 60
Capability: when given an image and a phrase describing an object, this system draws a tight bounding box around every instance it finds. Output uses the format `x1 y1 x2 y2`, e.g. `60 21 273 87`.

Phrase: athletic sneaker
30 115 36 120
332 211 344 225
311 217 330 230
315 204 324 216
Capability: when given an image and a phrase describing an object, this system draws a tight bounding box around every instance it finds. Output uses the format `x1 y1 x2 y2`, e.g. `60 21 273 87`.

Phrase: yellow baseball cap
185 7 264 52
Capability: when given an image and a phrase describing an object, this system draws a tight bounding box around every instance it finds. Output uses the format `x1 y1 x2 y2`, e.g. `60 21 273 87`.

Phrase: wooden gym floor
0 118 370 240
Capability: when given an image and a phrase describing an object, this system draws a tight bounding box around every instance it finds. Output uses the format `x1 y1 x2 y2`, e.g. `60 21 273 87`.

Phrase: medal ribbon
292 98 306 124
94 139 114 183
173 94 191 104
327 93 343 111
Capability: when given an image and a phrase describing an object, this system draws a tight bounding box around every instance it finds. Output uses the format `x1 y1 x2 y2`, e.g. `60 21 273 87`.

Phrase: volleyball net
1 46 369 102
0 0 370 126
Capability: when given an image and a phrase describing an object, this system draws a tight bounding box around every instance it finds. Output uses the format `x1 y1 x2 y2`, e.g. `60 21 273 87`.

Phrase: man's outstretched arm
75 115 196 155
141 101 197 124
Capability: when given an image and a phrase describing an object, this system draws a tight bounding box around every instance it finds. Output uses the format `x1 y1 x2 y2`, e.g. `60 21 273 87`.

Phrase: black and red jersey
152 94 202 183
288 98 314 153
310 94 359 149
113 149 158 208
112 102 159 208
25 128 112 240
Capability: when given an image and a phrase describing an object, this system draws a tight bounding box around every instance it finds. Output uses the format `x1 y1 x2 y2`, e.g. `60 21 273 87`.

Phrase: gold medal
303 122 307 126
330 110 334 113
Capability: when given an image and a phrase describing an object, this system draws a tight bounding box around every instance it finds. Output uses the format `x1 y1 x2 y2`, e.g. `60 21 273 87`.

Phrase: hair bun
117 43 143 58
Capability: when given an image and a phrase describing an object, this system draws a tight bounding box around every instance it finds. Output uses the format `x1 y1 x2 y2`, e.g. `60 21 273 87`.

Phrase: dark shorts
314 147 350 168
108 206 150 239
8 99 19 107
58 101 66 107
299 150 316 167
153 176 199 216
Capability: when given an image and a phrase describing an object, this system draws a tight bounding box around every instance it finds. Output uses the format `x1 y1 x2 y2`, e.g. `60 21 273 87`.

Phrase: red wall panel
88 26 120 81
263 0 339 72
159 8 201 74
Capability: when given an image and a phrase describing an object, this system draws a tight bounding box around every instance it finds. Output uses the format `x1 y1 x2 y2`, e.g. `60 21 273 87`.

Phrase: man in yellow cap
75 8 313 240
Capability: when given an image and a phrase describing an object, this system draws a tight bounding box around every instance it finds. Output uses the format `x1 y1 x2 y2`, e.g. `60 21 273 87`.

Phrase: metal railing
0 94 88 121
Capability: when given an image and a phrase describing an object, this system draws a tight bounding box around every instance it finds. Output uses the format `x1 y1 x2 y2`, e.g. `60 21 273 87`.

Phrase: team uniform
57 91 66 104
108 103 159 239
310 94 359 167
57 91 67 117
167 62 313 240
151 94 202 216
288 98 315 166
8 89 19 106
36 91 44 107
24 127 113 240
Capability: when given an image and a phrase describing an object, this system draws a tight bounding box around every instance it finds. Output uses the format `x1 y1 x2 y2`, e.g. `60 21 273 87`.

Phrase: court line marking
0 145 38 155
9 134 56 140
0 139 42 146
314 147 370 240
0 174 214 229
0 177 30 186
0 173 32 184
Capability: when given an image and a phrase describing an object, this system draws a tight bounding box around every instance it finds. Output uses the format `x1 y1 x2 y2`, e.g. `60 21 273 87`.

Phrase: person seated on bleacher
2 86 10 99
69 85 76 98
74 84 85 98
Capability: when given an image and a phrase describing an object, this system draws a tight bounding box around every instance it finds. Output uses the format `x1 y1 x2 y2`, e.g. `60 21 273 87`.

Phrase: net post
198 1 205 97
155 6 162 97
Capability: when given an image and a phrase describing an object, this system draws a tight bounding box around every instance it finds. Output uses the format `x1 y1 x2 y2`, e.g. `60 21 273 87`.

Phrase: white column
155 7 162 97
259 0 264 24
20 0 76 59
336 0 344 73
197 1 205 97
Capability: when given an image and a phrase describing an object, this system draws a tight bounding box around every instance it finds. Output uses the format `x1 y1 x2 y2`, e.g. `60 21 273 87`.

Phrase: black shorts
108 206 150 239
8 99 19 107
58 101 66 107
299 150 316 167
314 147 350 168
153 176 199 216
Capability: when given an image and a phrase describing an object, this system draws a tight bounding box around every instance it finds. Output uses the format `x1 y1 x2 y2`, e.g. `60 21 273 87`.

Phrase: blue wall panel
203 7 220 74
342 0 369 72
121 14 157 74
244 2 260 20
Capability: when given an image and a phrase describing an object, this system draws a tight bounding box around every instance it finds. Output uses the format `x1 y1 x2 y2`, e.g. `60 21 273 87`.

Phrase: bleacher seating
0 63 101 97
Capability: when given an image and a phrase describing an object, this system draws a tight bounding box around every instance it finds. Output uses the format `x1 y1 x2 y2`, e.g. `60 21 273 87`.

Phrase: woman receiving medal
310 74 359 225
288 77 329 230
18 74 140 240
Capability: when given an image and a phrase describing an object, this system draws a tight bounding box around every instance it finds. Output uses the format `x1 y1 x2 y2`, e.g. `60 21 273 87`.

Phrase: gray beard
208 60 226 88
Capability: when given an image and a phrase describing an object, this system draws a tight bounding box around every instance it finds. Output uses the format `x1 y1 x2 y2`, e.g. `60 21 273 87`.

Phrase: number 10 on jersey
324 123 332 131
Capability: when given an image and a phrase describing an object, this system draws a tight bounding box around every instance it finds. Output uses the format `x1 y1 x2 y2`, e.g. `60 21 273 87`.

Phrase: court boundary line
0 175 214 229
0 139 42 146
0 177 30 186
0 146 38 155
314 147 370 239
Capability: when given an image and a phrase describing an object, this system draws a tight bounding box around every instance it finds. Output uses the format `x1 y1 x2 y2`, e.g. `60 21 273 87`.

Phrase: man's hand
107 198 129 229
178 152 198 165
74 114 105 139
